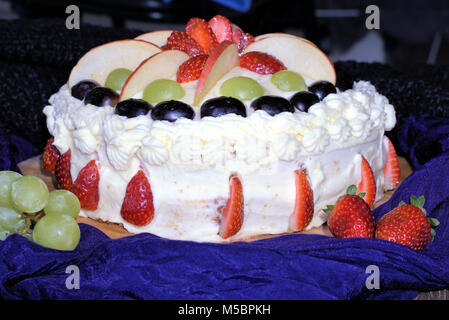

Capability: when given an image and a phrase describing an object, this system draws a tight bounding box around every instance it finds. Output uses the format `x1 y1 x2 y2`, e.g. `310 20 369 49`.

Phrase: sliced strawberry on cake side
177 54 208 83
357 155 377 207
43 137 60 172
121 170 155 226
166 30 205 57
219 175 244 239
383 135 401 190
55 149 72 190
289 169 314 232
71 160 100 211
239 51 286 75
186 17 218 54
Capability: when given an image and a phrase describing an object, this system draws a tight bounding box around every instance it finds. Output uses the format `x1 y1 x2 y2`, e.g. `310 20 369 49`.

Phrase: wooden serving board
18 156 413 241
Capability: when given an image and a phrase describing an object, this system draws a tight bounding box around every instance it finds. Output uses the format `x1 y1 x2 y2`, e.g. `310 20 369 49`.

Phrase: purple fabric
1 115 449 300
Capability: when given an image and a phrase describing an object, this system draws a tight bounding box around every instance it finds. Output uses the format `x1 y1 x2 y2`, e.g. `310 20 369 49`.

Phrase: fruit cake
42 15 400 242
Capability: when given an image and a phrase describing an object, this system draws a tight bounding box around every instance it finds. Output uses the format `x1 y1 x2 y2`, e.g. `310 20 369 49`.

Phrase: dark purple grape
250 95 293 116
290 91 320 112
200 96 246 118
151 100 194 122
71 80 99 100
115 99 152 118
308 81 337 100
84 87 119 107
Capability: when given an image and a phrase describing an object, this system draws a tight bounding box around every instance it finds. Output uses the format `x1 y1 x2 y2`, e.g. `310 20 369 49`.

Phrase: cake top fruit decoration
375 195 439 250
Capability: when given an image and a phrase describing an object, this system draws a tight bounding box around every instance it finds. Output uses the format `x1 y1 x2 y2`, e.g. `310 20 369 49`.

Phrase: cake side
43 81 396 242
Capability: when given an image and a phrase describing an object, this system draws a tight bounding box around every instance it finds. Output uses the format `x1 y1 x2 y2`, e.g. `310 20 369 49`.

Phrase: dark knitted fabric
0 18 448 152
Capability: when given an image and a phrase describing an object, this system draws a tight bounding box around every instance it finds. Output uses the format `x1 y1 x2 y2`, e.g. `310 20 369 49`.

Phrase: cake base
18 155 412 241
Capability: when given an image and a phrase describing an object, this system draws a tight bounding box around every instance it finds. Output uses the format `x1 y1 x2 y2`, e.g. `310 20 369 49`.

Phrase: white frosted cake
42 15 399 242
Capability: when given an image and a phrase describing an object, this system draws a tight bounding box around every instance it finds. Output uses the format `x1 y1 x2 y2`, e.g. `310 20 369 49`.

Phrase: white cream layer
43 81 396 242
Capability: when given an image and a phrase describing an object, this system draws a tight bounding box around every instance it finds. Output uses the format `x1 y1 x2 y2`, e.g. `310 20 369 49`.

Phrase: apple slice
119 50 190 101
254 32 318 49
68 40 161 88
135 30 173 47
194 41 239 106
243 35 336 85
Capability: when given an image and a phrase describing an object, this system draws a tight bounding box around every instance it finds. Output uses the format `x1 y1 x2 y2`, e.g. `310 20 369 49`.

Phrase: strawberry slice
166 30 205 57
231 24 255 52
186 17 218 54
239 51 286 75
289 169 314 231
55 149 72 190
121 170 154 226
42 137 60 172
208 15 233 43
357 155 376 206
177 54 208 83
219 175 244 239
71 160 100 211
383 136 401 190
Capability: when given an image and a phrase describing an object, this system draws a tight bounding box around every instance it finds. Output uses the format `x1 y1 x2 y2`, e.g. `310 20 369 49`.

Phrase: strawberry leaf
323 205 334 214
346 185 357 195
428 217 440 228
410 195 425 208
430 229 436 242
398 201 406 206
358 192 366 199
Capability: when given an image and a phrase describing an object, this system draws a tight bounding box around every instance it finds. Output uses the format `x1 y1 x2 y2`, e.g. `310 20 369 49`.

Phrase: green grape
270 70 306 92
143 79 185 103
33 215 80 251
0 206 27 233
220 76 264 101
10 176 49 214
44 190 81 218
0 171 22 208
105 68 132 91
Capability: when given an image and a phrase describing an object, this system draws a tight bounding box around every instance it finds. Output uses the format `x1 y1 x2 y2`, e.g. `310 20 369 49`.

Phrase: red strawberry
186 17 218 54
55 149 72 190
121 170 154 226
239 51 286 75
375 196 436 250
177 54 208 83
42 137 60 172
71 160 100 211
166 30 205 57
383 136 401 190
208 15 233 43
219 175 244 239
326 186 374 238
289 169 314 231
357 155 376 206
231 24 255 52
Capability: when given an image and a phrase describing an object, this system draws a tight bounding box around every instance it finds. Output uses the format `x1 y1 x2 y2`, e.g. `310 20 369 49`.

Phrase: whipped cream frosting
43 81 395 174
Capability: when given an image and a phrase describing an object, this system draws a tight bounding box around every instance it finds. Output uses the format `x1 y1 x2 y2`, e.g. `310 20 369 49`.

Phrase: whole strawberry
375 196 438 250
326 185 374 238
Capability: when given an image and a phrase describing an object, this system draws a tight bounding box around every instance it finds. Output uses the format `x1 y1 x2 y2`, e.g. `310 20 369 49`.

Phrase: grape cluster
0 170 81 250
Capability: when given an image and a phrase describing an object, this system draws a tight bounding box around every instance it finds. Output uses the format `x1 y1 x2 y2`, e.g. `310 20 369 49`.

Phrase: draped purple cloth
1 114 449 299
